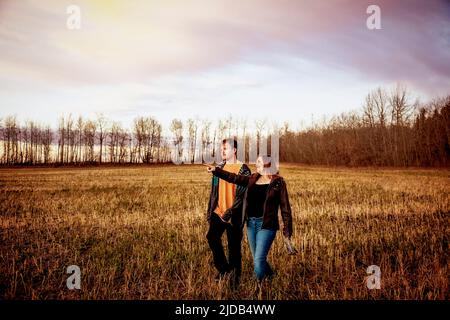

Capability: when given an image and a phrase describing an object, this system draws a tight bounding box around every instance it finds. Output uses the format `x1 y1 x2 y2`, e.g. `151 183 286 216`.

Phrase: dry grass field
0 164 448 300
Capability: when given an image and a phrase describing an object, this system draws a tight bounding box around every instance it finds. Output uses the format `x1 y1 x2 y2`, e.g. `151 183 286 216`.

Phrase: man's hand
283 236 298 255
203 163 215 173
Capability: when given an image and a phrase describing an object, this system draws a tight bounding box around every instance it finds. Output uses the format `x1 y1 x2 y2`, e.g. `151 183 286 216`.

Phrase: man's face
221 142 235 162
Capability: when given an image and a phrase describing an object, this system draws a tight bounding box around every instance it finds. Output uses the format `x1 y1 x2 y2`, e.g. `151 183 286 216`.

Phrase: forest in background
1 84 449 167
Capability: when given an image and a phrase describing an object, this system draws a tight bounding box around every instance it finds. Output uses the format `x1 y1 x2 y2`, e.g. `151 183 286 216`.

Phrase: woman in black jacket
206 155 297 283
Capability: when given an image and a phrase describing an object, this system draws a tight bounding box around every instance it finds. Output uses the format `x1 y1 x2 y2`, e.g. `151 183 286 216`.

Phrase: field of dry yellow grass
0 164 448 300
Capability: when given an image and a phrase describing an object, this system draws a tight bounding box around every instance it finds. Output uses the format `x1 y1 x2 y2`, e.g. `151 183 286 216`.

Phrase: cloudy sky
0 0 449 132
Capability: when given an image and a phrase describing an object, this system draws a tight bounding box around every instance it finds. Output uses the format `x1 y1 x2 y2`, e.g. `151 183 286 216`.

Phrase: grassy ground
0 164 448 299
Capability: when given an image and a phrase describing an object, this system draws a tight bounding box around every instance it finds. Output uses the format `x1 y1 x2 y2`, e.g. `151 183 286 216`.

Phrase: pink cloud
0 0 448 96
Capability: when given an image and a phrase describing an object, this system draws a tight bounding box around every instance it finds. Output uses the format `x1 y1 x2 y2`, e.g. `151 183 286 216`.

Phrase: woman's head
256 155 278 175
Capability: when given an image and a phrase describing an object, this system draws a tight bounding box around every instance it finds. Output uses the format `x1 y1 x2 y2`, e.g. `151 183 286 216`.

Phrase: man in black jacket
206 138 251 289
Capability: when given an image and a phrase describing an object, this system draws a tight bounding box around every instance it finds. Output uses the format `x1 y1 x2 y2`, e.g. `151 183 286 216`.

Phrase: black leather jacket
207 162 251 228
213 167 293 238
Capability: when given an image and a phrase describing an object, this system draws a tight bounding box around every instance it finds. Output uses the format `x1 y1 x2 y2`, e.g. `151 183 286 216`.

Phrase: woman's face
256 157 265 174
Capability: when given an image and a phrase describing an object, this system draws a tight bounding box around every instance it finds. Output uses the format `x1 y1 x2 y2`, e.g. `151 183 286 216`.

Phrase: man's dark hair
222 138 237 154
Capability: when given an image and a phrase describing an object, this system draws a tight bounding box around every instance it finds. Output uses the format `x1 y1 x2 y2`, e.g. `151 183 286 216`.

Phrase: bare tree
96 113 107 163
2 116 18 164
76 116 84 163
118 129 129 163
170 119 183 162
57 116 65 164
255 119 267 156
108 122 121 163
65 114 74 164
187 118 199 163
84 120 96 163
42 125 52 164
201 119 212 163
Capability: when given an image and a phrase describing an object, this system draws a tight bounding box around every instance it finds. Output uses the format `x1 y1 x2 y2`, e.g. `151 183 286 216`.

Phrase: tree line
281 85 449 166
1 85 449 167
0 114 170 165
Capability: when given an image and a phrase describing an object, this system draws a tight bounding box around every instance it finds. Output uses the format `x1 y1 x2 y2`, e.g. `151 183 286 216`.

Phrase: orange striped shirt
214 163 242 222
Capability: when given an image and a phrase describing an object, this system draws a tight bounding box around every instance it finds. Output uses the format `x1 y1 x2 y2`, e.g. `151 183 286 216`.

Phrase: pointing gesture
202 163 216 173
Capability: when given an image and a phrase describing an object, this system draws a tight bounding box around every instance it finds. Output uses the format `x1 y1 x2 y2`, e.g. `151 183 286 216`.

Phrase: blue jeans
246 217 277 281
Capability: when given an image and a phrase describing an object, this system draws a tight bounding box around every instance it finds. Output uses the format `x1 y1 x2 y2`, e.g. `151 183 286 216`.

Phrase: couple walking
205 138 297 291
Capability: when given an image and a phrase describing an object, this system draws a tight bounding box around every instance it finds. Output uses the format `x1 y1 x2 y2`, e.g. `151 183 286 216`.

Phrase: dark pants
206 212 243 278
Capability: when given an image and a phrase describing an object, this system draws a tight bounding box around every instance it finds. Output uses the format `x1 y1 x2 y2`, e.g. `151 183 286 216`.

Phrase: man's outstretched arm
212 165 251 187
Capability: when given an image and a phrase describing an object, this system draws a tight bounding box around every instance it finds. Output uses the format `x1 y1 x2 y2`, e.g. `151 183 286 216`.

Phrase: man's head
221 138 237 162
